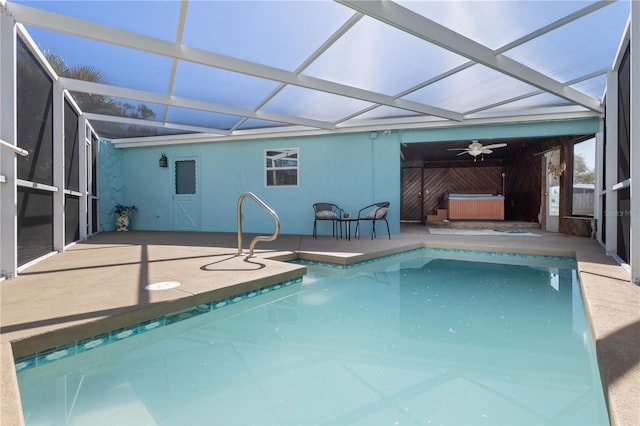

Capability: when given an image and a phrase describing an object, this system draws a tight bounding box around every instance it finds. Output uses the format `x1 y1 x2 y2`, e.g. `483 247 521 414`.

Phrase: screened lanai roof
4 0 631 147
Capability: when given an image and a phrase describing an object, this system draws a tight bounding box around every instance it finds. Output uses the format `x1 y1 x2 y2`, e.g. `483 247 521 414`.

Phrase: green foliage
574 154 595 184
114 204 138 217
44 51 157 135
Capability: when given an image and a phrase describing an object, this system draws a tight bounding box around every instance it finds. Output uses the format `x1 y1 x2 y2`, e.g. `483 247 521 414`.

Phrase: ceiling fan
448 140 507 162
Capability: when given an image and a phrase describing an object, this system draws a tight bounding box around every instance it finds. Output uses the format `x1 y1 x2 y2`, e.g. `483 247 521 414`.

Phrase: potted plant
114 204 138 231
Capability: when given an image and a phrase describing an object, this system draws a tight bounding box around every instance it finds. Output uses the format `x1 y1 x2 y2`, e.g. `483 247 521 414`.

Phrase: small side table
337 218 358 241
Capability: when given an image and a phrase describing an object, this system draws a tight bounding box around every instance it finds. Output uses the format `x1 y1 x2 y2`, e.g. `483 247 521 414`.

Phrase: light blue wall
103 131 400 236
99 118 599 236
98 139 125 231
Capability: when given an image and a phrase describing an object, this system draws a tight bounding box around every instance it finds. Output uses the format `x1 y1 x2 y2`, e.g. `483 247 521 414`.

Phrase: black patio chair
355 201 390 239
313 202 341 238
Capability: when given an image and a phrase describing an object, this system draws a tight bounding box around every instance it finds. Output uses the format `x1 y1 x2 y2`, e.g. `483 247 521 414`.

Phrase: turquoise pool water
16 249 609 425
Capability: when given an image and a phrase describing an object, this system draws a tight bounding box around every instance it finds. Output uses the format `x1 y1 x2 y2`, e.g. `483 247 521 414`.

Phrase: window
266 148 298 187
571 137 595 216
175 160 196 194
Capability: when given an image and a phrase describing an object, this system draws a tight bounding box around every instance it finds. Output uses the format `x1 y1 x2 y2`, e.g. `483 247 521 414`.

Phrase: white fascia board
110 108 599 149
463 106 595 121
110 132 225 147
340 108 599 131
8 2 461 121
60 78 336 130
339 0 604 114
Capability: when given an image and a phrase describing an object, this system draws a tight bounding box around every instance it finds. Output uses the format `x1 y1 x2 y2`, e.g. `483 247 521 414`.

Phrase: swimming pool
16 248 609 425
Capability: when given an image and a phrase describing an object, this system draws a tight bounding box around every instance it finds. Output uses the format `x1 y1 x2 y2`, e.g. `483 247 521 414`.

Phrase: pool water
17 249 609 425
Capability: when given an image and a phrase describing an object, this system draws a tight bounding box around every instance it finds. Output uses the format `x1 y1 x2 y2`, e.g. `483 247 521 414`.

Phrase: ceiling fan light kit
448 140 507 161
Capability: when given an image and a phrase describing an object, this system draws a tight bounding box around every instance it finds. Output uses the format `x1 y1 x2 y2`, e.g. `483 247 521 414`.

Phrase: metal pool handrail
237 192 280 257
0 138 29 156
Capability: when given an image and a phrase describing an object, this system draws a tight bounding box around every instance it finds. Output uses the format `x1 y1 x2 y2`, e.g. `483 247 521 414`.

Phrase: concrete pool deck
1 226 638 425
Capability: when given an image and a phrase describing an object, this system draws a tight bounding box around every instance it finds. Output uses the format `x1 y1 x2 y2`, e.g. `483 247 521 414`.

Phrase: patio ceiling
4 0 631 147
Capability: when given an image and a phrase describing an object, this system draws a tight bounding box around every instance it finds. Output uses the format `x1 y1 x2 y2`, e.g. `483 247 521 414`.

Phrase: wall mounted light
159 153 168 168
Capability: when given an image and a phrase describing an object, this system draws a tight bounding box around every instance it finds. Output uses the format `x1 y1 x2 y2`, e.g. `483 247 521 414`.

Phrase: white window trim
265 148 299 187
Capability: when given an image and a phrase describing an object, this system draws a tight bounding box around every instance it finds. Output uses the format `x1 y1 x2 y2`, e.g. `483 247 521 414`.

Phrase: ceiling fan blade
481 143 507 150
456 151 468 156
480 149 493 154
447 148 468 151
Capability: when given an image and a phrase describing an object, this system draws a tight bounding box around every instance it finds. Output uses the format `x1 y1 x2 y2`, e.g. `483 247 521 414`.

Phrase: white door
545 150 560 232
172 157 200 231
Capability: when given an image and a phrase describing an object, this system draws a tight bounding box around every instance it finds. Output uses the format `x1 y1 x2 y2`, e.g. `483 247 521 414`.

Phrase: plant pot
116 213 130 231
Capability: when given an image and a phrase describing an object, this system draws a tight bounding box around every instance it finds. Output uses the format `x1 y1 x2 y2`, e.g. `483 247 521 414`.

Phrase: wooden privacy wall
449 166 502 193
502 137 567 222
423 167 449 216
400 167 424 221
423 163 502 216
401 135 591 224
503 147 543 222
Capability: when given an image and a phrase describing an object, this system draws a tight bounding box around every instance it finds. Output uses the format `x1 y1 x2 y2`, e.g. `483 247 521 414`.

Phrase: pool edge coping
10 242 580 371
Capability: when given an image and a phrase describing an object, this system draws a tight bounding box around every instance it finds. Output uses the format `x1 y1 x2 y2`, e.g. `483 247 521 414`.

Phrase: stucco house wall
99 118 599 237
101 131 400 237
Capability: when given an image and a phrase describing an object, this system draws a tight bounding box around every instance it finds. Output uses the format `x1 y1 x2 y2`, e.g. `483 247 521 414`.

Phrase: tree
44 52 157 136
574 154 595 185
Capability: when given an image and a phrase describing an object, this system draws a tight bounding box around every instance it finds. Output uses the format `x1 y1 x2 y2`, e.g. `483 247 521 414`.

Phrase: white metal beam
7 2 462 121
630 0 639 284
52 79 64 252
0 9 18 278
78 115 88 241
495 1 614 54
338 0 604 114
465 69 608 116
162 0 189 124
605 70 619 258
59 77 336 131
